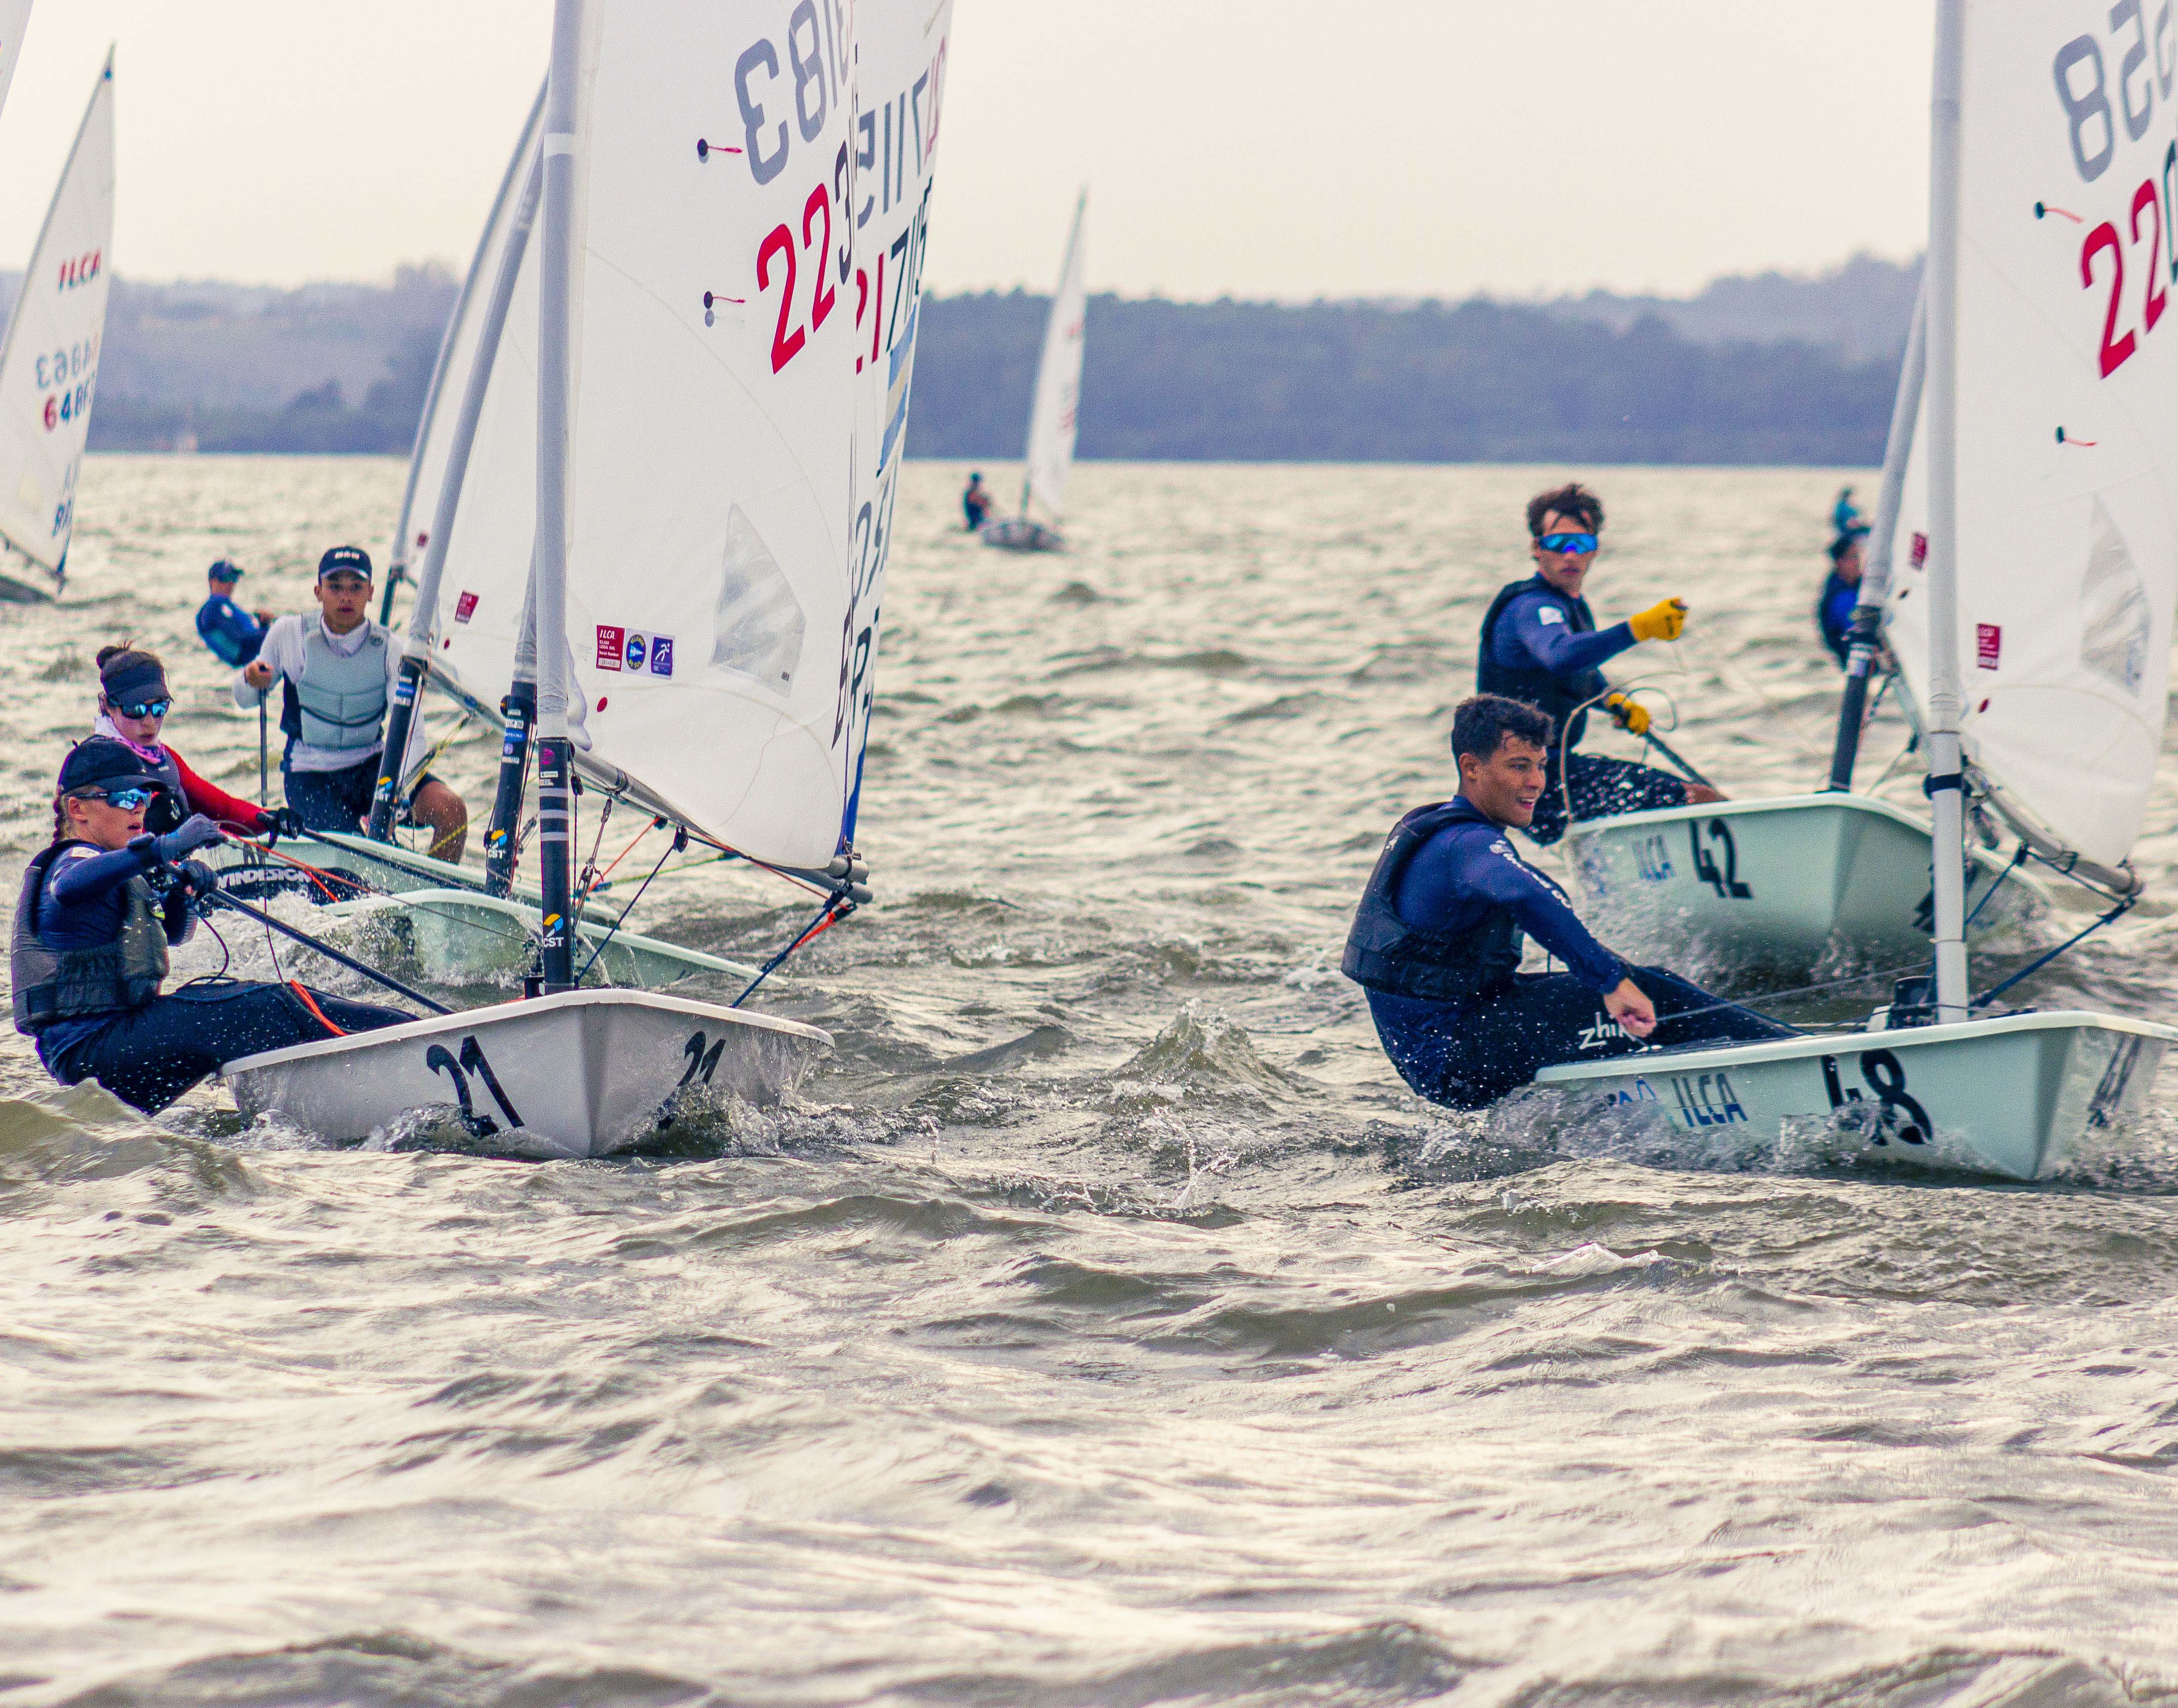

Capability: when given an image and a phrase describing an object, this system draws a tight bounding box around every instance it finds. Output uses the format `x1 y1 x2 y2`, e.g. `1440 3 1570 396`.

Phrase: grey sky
0 1 1934 299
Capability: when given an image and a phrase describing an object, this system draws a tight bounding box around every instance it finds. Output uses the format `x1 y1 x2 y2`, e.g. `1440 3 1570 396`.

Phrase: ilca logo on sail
595 625 675 677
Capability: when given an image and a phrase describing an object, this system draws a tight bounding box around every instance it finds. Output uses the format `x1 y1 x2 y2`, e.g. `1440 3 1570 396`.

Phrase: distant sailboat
0 48 113 601
982 188 1086 553
0 1 35 124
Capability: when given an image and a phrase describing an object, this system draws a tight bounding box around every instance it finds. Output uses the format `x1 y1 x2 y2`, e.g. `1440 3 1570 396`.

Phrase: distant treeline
29 256 1912 463
910 293 1902 466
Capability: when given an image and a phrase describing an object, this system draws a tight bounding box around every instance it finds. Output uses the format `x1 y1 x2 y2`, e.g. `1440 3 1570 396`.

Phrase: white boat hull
325 888 757 989
224 989 828 1158
1564 794 2030 973
981 516 1064 552
1527 1010 2175 1180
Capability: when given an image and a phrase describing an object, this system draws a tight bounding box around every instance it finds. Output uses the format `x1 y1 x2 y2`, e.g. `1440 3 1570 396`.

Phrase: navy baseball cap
208 559 244 582
58 736 166 795
318 545 373 582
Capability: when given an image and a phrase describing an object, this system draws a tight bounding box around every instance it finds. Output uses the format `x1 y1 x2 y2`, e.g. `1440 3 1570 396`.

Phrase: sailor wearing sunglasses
1476 482 1724 844
11 738 412 1115
90 644 301 839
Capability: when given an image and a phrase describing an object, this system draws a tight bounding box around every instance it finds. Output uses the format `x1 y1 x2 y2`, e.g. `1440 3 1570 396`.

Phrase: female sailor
88 644 300 838
12 738 412 1114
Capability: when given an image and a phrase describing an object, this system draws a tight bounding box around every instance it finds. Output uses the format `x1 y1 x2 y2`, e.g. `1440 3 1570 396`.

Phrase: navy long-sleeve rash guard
1483 589 1638 682
32 841 193 1068
1390 798 1625 994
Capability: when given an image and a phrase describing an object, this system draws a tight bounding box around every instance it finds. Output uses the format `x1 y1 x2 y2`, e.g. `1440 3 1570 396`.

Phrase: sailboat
0 2 34 125
0 47 112 602
981 188 1086 553
1532 0 2178 1179
1558 285 2040 973
223 0 954 1154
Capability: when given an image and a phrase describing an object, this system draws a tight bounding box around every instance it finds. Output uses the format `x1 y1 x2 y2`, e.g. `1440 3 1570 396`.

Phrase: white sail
391 82 545 592
548 0 861 868
1020 189 1087 523
1884 0 2178 872
0 49 113 588
840 0 952 841
0 0 34 126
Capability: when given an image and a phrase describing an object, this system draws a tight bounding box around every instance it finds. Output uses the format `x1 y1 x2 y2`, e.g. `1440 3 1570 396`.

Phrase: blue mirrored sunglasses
116 699 172 721
1537 532 1598 555
80 785 159 811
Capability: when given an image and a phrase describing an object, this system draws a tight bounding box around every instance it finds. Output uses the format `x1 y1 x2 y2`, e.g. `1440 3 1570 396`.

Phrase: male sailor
13 737 411 1114
194 559 270 668
1346 695 1794 1110
962 471 995 530
1477 481 1723 845
1816 526 1870 667
235 546 469 859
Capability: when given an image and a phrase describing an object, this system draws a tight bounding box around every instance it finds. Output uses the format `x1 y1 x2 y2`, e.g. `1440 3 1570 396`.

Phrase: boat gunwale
1533 1007 2178 1086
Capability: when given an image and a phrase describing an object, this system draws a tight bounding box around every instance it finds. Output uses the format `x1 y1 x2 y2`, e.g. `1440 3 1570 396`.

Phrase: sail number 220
2080 167 2172 377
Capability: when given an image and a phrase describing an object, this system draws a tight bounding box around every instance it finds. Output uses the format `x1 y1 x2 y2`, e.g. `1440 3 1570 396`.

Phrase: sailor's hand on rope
152 814 226 863
1604 975 1658 1038
174 859 219 909
1629 598 1688 643
1604 692 1651 736
264 806 306 841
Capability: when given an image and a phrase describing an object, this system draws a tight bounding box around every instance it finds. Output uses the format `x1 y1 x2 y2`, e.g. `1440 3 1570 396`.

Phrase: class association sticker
1976 623 2001 669
454 591 479 624
596 626 674 677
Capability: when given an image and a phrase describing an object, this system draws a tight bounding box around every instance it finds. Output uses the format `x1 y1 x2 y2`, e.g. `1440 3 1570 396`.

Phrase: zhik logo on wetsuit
1577 1013 1648 1052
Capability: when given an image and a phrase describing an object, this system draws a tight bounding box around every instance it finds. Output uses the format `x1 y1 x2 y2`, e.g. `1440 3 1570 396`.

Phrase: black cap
208 559 244 582
58 736 166 795
318 545 373 582
100 653 170 708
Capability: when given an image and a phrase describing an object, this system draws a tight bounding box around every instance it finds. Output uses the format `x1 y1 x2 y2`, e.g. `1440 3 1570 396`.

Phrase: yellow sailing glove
1605 692 1651 736
1629 598 1688 643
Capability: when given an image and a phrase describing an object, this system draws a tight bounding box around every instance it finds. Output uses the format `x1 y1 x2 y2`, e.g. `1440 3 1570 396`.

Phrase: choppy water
7 458 2178 1704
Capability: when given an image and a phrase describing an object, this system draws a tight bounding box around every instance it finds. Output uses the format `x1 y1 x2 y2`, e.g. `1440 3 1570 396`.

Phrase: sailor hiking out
236 546 468 859
12 738 411 1114
1346 696 1793 1109
1478 482 1724 844
86 645 300 839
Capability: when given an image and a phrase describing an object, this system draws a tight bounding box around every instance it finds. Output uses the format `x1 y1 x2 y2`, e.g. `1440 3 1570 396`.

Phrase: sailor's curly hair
1525 482 1604 539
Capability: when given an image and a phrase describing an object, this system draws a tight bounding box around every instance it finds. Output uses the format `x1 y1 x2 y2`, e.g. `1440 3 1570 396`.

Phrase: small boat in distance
983 188 1086 554
0 47 113 602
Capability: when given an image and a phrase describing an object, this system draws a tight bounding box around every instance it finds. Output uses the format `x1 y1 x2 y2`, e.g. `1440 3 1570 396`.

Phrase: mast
483 561 540 897
1923 0 1968 1022
383 81 546 629
368 143 545 843
534 0 581 992
1826 284 1925 791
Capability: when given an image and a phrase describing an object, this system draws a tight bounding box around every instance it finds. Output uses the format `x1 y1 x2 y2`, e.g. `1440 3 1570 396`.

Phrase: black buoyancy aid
10 843 169 1034
1342 801 1524 1002
1476 574 1607 752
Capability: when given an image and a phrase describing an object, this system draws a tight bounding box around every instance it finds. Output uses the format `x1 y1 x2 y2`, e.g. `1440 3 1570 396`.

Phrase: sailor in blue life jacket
1831 485 1862 537
11 737 412 1114
193 559 271 668
1816 526 1871 667
1478 481 1726 845
1345 695 1794 1110
235 546 469 859
963 471 995 530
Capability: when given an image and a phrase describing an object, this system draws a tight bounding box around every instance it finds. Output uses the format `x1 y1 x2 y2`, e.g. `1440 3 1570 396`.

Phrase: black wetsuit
13 839 412 1114
1345 797 1794 1109
1477 575 1691 844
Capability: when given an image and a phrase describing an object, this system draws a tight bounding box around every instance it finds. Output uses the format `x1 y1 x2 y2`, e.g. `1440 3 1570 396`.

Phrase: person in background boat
193 560 271 668
1817 525 1871 668
235 546 469 860
1477 481 1724 845
1831 486 1862 537
87 645 302 840
962 471 995 530
12 737 412 1115
1346 695 1796 1110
